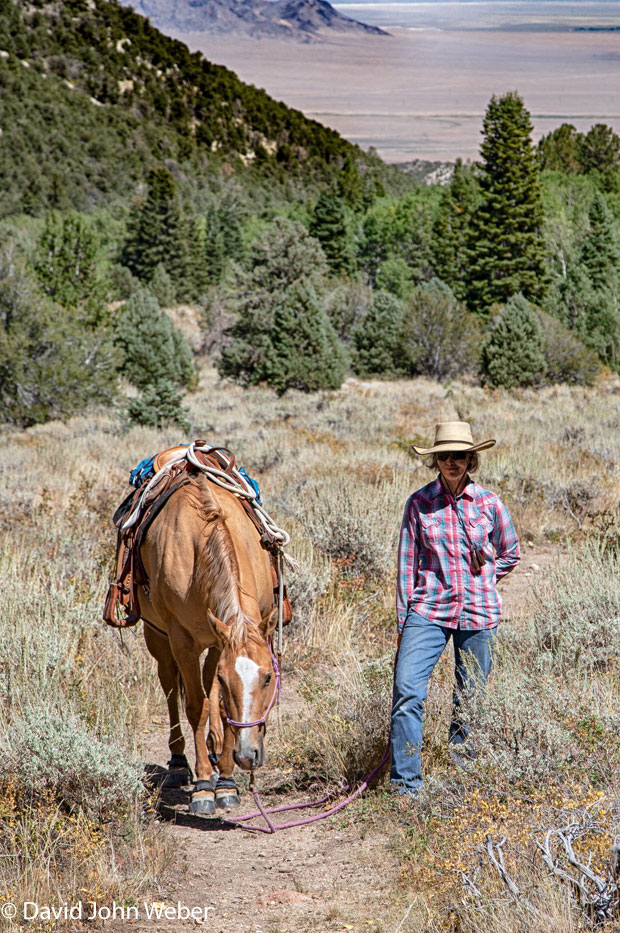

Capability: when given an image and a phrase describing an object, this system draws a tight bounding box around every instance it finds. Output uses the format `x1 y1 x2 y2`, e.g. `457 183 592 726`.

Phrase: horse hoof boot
215 777 241 810
164 754 192 789
189 778 217 816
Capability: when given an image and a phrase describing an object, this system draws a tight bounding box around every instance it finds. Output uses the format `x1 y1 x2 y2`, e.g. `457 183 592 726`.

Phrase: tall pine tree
121 168 203 301
219 218 349 392
431 159 478 301
309 193 355 275
466 92 549 314
580 192 620 289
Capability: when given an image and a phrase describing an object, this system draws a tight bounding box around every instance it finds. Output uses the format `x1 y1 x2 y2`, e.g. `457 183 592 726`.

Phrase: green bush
148 263 177 308
114 288 196 391
481 293 547 388
219 218 349 394
115 288 195 428
404 278 482 380
126 381 190 431
352 290 407 379
265 284 349 395
0 245 118 427
537 309 601 385
375 257 415 300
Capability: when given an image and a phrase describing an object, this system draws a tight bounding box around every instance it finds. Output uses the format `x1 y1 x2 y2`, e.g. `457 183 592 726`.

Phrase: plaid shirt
396 476 520 632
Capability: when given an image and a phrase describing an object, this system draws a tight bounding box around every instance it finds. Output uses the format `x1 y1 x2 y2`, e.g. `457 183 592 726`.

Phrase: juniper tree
265 284 349 394
114 289 196 392
466 93 549 314
352 290 407 379
481 293 547 388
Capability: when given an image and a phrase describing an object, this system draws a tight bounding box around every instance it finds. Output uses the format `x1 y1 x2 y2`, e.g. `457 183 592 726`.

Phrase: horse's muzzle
234 737 265 770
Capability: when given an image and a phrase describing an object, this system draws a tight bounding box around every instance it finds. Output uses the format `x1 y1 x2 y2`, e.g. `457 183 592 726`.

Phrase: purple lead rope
221 642 399 833
222 741 391 833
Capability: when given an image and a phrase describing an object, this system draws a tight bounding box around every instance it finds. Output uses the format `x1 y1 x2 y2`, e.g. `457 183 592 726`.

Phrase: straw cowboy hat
412 421 496 456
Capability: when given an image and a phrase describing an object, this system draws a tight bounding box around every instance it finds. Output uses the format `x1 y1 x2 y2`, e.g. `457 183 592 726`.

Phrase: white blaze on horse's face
235 655 259 725
225 650 269 770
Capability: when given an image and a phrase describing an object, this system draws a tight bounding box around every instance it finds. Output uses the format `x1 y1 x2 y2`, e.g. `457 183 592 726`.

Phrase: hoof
189 792 217 816
215 777 240 810
164 767 191 789
165 755 192 788
189 778 217 816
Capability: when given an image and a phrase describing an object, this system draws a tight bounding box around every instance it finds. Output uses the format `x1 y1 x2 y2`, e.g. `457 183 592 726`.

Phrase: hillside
0 0 396 216
130 0 388 39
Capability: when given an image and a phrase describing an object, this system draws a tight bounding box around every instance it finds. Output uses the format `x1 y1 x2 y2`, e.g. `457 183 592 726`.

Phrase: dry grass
2 365 620 929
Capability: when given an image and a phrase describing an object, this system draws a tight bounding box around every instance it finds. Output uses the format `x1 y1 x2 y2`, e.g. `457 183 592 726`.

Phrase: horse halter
221 638 281 729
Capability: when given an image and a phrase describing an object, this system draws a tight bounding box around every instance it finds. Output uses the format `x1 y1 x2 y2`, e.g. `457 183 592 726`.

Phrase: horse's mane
186 474 262 648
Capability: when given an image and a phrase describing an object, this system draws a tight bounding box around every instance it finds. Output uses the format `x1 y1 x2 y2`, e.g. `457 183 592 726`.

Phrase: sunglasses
437 451 470 462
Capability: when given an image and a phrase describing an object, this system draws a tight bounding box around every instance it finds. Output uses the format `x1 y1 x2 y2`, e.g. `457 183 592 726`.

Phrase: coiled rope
122 441 291 554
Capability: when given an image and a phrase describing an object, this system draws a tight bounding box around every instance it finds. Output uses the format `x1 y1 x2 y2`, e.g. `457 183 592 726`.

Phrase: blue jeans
390 609 497 794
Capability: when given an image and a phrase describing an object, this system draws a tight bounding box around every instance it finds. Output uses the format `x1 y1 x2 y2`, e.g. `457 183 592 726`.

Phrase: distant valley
128 0 388 40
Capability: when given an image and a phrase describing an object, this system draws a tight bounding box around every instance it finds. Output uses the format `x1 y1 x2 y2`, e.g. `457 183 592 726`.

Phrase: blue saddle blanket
129 445 261 504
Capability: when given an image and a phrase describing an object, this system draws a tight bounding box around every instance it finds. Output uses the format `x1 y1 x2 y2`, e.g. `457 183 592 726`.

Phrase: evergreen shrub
267 285 349 395
404 278 482 380
114 289 196 391
219 218 349 394
114 288 195 428
148 263 176 308
481 293 547 388
352 290 407 379
126 382 190 431
537 310 601 386
0 246 118 427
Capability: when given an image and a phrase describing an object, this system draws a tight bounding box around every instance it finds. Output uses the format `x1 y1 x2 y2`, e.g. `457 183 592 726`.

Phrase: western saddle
103 443 292 629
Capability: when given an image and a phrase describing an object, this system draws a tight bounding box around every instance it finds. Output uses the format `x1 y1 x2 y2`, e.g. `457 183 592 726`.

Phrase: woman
391 421 520 797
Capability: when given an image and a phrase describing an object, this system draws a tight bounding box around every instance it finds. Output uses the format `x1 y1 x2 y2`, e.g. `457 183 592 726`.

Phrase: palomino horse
138 470 278 815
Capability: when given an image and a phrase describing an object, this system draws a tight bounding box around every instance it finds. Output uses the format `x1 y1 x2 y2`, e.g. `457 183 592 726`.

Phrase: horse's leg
202 646 224 765
215 722 241 810
169 631 217 816
201 648 239 810
143 624 191 788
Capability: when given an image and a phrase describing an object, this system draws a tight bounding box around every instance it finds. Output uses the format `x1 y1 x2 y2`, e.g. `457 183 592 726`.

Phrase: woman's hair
425 451 479 473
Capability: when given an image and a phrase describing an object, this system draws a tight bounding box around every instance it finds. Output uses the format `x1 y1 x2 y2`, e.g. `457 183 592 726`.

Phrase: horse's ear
208 610 231 644
260 607 278 638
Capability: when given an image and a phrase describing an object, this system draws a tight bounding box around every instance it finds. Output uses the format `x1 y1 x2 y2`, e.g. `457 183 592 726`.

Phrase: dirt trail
106 546 560 933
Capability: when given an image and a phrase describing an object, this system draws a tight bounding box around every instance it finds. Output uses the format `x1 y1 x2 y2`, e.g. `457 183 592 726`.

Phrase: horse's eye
264 673 272 686
217 672 224 684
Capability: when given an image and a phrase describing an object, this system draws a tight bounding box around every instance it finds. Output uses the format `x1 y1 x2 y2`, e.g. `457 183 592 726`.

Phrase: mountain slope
0 0 392 216
130 0 387 39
